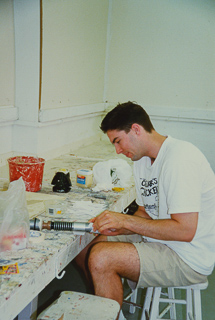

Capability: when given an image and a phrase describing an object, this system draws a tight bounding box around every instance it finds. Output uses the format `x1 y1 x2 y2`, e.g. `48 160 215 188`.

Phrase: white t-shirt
133 136 215 275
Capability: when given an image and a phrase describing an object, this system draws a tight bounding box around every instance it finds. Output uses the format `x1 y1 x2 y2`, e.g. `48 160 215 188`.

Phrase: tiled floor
37 260 215 319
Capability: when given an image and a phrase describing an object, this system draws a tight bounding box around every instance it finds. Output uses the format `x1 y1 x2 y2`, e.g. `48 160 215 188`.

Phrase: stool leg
129 288 138 313
186 287 193 320
168 287 176 320
118 310 126 320
141 287 153 320
149 287 161 320
193 289 202 320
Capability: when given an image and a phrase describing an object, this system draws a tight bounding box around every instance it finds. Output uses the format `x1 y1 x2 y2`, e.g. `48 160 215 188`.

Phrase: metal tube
30 218 98 233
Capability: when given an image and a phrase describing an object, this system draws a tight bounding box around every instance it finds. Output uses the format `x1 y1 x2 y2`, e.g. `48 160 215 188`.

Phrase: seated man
76 101 215 314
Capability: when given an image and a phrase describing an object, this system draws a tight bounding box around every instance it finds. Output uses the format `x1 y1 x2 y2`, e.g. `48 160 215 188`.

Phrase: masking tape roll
29 230 45 243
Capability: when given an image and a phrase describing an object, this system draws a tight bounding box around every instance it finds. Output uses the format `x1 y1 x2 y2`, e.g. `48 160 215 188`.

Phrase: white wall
12 0 108 160
106 0 215 169
0 0 17 165
0 0 108 165
0 0 15 108
107 0 215 109
41 0 108 109
0 0 215 171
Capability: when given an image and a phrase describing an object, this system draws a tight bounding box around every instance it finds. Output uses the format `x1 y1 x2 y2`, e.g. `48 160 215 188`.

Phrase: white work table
0 141 136 320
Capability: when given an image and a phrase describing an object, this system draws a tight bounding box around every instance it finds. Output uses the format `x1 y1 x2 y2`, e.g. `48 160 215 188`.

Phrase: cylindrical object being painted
8 156 45 192
29 218 96 233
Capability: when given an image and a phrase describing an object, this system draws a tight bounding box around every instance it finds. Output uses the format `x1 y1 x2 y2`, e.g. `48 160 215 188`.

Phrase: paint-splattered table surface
0 140 136 320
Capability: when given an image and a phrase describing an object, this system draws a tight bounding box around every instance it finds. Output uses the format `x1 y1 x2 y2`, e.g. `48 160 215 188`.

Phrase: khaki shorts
107 235 207 288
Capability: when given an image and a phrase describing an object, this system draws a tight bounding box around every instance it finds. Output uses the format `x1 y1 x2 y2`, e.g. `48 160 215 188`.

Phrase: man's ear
131 123 141 135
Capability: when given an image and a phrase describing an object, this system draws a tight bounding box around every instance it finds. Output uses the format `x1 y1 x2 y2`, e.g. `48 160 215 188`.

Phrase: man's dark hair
100 101 154 133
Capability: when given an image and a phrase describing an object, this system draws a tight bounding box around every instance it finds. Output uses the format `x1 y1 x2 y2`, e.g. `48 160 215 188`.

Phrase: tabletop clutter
0 144 137 320
0 155 133 254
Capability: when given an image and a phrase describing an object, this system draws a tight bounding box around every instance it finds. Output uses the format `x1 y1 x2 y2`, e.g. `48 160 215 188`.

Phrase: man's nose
115 144 122 154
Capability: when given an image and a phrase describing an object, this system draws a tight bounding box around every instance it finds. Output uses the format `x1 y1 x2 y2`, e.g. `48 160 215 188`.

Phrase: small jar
76 169 93 188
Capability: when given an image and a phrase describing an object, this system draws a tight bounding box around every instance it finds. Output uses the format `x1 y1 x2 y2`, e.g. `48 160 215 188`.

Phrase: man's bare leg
74 235 108 283
88 241 140 306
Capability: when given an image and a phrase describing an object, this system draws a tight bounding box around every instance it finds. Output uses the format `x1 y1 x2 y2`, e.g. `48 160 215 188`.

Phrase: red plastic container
8 156 45 192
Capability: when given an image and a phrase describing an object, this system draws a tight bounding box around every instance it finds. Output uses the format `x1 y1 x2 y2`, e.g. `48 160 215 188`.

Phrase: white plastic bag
93 159 132 191
0 177 29 252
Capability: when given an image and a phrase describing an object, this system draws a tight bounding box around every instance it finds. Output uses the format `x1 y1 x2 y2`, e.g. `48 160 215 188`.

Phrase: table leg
18 296 38 320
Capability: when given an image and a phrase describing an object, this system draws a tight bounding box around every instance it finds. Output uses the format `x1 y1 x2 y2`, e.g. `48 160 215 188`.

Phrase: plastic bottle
76 169 93 188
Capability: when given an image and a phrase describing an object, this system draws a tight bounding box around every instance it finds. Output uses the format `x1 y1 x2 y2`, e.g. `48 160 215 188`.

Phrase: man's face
107 128 144 161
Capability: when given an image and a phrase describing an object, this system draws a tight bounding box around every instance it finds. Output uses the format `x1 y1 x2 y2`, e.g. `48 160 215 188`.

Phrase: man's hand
91 210 130 236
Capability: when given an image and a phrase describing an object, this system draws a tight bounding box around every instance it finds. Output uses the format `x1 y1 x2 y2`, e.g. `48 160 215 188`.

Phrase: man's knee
88 242 111 273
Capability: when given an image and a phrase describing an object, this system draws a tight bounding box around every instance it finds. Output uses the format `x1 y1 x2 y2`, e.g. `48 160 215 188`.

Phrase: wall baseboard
40 134 102 161
147 105 215 124
105 103 215 124
39 103 106 123
0 134 102 168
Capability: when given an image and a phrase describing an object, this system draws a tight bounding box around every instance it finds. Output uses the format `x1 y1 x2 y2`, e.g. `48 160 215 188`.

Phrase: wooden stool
141 281 208 320
37 291 120 320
